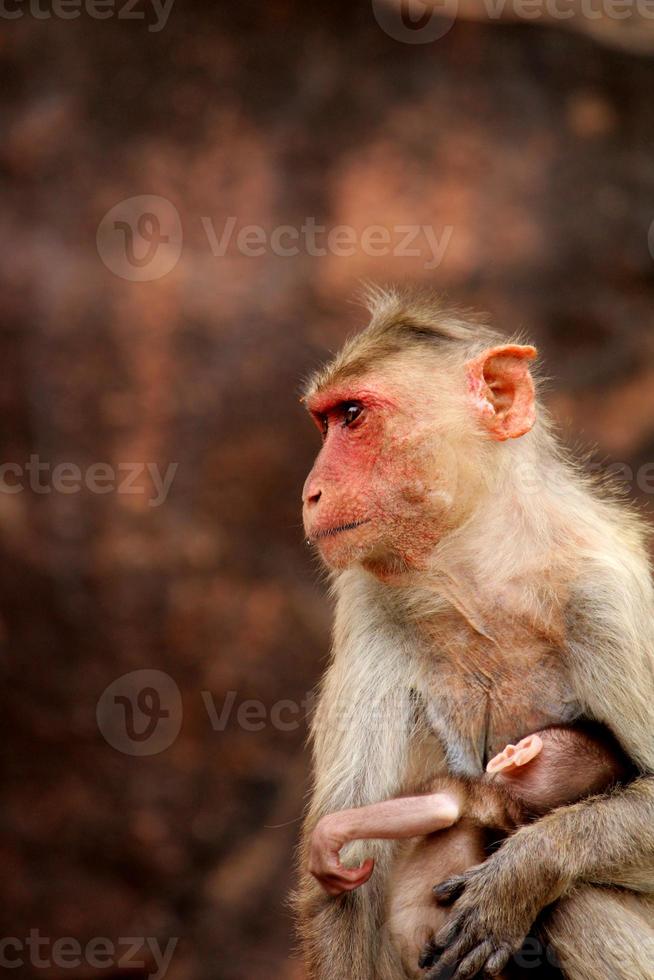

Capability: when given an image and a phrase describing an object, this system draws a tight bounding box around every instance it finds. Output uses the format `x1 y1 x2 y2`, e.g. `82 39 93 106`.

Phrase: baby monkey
309 724 630 978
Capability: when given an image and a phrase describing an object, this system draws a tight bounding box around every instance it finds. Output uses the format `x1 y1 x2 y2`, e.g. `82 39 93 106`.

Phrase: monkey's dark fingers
422 957 458 980
433 874 468 905
429 917 463 955
419 922 461 972
483 944 512 976
423 933 472 980
451 941 494 980
419 944 436 970
419 936 444 970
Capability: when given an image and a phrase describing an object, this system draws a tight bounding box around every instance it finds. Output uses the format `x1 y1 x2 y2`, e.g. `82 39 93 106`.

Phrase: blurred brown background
1 2 653 978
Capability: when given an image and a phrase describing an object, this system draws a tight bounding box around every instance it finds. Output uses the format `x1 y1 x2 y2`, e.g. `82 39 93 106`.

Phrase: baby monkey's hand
308 813 375 897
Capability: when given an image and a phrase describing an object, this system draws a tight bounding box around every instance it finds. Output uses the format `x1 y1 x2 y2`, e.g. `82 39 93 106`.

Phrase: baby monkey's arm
309 739 544 896
309 789 464 896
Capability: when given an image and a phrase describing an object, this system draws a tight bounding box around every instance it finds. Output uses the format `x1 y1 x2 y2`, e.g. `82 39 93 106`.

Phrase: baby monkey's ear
486 733 544 774
465 344 538 441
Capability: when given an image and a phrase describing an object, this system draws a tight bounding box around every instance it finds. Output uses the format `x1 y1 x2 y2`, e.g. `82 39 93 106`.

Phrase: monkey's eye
341 402 364 428
318 414 328 437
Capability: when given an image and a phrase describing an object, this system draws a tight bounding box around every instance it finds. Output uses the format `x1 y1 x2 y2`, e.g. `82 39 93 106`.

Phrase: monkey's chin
310 521 375 570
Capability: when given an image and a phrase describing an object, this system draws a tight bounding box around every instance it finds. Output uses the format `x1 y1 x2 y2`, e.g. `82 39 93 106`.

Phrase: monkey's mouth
310 519 371 542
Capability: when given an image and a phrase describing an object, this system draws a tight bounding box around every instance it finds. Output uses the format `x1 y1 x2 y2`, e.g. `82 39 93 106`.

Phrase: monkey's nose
302 472 323 507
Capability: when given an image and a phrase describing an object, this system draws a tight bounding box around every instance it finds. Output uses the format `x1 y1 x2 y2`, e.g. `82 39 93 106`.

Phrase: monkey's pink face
302 343 538 573
302 377 460 573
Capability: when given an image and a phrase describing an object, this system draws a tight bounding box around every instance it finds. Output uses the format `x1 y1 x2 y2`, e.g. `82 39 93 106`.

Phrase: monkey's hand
308 813 375 897
419 832 568 979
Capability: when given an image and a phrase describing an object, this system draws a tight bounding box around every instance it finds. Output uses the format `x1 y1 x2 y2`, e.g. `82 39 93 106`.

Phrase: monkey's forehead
301 343 434 406
301 353 384 402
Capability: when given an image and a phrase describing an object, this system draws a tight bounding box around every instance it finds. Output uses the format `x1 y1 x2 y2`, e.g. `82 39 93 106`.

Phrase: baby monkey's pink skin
486 733 543 775
309 791 463 897
309 726 628 897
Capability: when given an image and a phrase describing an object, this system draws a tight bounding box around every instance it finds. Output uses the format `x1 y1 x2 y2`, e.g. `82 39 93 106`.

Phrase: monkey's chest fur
412 614 581 779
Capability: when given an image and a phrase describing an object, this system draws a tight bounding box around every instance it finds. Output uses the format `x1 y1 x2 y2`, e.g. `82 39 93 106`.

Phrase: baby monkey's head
486 724 632 816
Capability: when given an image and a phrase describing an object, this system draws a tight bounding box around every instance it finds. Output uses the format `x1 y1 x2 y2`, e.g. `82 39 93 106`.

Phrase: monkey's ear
465 344 538 441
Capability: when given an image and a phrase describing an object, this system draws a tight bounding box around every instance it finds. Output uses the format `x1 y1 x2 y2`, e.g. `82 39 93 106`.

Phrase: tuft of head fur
303 285 506 401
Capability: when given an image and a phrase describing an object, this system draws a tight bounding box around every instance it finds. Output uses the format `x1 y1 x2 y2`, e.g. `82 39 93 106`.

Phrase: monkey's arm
529 575 654 893
309 789 463 896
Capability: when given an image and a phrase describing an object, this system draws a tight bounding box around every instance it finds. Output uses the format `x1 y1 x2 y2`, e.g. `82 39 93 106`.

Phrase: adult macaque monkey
295 288 654 980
